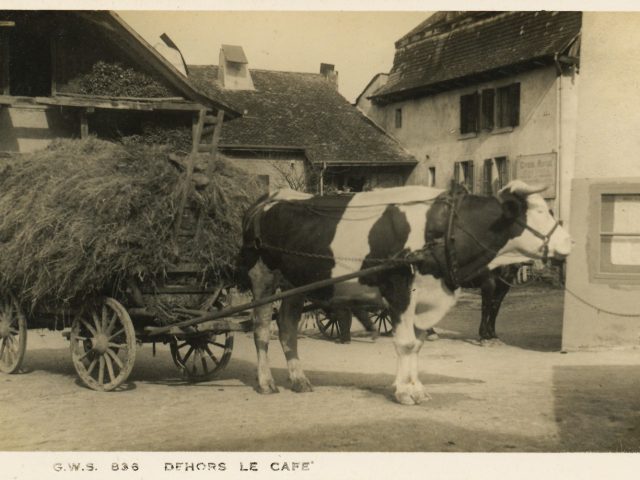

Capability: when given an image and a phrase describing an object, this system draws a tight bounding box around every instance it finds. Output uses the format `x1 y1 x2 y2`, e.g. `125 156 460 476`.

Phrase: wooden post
0 29 10 95
50 31 57 96
80 110 89 138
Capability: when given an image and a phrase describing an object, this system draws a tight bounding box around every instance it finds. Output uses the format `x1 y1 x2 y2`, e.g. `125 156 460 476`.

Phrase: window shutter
509 83 520 127
481 89 495 130
483 159 493 195
466 160 475 193
472 92 479 132
454 161 460 183
460 93 479 134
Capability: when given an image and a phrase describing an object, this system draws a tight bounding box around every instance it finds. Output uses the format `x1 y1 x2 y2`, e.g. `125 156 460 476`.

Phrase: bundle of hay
65 61 173 98
0 138 262 310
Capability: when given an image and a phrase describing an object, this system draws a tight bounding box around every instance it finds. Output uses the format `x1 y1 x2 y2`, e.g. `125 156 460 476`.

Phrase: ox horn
498 180 548 197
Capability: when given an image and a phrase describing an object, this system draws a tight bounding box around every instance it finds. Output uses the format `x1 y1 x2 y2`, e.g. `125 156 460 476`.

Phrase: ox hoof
394 385 431 405
257 381 279 394
291 377 314 393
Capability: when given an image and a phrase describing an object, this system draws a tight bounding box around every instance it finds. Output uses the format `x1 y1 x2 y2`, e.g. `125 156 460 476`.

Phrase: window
590 184 640 282
600 194 640 272
497 83 520 128
0 24 12 95
460 92 479 134
482 159 493 195
480 89 495 130
454 160 474 192
395 108 402 129
428 167 436 187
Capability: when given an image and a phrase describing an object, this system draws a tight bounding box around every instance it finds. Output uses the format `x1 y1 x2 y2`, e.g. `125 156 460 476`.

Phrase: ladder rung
198 143 214 153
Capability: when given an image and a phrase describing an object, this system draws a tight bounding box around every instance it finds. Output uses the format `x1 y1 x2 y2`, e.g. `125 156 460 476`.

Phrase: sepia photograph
0 2 639 478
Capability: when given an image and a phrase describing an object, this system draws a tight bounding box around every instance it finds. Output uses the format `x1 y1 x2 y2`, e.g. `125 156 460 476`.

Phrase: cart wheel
315 309 342 339
0 294 27 374
370 308 393 336
170 332 233 382
70 297 137 392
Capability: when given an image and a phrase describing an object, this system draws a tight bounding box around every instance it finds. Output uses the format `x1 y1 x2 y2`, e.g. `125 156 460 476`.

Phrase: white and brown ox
238 180 572 405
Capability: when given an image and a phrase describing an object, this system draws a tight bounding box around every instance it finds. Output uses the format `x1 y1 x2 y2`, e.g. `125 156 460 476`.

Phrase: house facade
363 11 581 223
562 12 640 350
188 51 417 193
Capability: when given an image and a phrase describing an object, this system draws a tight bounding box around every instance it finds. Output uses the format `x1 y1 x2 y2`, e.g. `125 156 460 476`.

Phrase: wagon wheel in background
315 309 342 339
170 331 233 382
370 308 393 336
0 293 27 374
70 297 137 392
170 293 234 382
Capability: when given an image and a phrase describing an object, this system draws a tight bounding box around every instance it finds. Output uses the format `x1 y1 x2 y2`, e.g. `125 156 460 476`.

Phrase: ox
238 180 571 405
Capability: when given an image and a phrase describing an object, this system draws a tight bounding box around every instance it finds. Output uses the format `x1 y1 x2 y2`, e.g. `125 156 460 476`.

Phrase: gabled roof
188 65 417 166
75 11 241 118
354 72 388 106
372 11 582 103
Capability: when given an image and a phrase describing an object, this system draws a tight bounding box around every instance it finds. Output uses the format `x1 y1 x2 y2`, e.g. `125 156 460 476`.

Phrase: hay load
0 138 262 310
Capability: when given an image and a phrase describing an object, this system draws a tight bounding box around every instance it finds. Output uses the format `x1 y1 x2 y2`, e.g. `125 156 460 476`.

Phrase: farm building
562 12 640 350
360 11 581 223
188 50 417 193
0 11 239 154
0 11 417 193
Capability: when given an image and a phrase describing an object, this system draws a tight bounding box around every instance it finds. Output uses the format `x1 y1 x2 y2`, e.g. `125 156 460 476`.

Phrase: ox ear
499 191 524 219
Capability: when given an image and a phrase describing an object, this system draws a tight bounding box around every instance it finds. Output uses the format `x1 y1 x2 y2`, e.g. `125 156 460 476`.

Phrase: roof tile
374 11 582 99
188 65 417 166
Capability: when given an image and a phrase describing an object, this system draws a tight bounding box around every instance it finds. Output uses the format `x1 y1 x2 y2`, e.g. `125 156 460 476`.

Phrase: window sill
458 132 477 141
490 126 515 135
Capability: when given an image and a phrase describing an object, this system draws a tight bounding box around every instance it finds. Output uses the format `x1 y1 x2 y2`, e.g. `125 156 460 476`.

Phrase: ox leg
393 276 458 405
393 314 429 406
479 276 497 341
487 278 511 341
278 295 313 393
249 260 279 394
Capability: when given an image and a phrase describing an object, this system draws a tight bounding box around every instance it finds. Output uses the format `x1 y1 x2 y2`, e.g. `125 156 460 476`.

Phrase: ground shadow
171 413 552 452
437 287 564 353
553 364 640 452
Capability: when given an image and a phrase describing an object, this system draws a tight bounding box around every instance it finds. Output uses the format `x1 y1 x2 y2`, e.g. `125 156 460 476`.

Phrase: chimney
218 44 255 91
320 63 338 89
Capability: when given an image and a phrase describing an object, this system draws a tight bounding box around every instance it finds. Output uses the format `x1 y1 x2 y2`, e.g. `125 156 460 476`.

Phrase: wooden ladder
173 108 225 237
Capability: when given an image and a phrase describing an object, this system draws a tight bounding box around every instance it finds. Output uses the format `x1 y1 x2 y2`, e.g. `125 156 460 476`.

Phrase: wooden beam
0 21 15 27
0 94 204 111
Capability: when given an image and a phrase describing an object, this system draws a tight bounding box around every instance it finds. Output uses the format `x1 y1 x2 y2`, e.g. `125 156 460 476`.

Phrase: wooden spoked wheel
70 297 137 392
0 294 27 374
170 332 233 382
315 309 342 339
370 308 393 336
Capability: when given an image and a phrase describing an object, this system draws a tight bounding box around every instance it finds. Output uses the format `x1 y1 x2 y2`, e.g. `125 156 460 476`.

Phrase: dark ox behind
239 181 572 405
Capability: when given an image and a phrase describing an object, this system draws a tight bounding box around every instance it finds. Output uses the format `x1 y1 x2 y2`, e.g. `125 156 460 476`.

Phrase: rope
564 286 640 317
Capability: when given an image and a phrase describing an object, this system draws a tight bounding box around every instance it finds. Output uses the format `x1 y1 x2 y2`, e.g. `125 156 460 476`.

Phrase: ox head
490 180 572 268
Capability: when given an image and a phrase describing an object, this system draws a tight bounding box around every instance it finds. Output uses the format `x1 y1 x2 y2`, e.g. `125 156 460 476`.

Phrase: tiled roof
373 11 582 101
187 65 417 166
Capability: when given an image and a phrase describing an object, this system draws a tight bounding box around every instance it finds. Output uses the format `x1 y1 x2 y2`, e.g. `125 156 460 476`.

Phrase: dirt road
2 285 640 452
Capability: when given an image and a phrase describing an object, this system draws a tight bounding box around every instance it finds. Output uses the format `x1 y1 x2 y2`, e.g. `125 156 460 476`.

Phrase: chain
563 286 640 317
258 242 412 265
